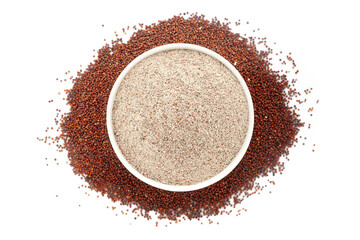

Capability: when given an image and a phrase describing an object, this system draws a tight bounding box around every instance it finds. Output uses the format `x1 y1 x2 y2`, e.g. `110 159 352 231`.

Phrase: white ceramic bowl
107 43 254 192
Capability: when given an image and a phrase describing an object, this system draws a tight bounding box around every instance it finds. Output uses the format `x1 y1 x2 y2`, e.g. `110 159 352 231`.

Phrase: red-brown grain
48 13 305 222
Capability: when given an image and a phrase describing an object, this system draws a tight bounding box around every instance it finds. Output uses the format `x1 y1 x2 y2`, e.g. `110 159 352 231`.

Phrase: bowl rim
106 43 254 192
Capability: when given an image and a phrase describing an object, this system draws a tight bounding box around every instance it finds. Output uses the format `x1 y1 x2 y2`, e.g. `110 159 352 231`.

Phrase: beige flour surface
112 49 249 186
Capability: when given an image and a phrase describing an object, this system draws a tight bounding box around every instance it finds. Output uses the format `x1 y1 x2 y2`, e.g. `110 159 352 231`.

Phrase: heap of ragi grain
44 13 306 222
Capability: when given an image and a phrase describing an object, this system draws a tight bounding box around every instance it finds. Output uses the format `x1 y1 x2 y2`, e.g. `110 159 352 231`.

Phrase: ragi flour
112 49 249 186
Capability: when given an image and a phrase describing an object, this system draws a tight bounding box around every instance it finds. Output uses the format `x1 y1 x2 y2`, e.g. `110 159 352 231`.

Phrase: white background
1 0 359 239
